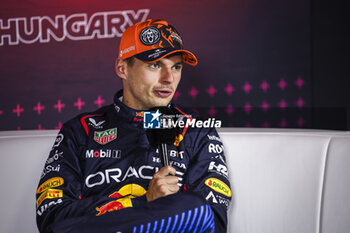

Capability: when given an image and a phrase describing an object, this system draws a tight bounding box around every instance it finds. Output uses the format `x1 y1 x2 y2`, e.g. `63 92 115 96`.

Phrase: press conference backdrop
0 0 317 130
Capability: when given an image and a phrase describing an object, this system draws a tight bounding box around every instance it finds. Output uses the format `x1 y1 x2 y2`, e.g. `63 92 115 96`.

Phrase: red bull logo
133 112 144 122
95 184 146 216
173 134 183 147
95 198 131 216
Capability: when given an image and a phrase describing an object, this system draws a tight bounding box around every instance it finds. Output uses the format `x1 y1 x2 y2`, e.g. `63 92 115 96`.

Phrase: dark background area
311 0 350 130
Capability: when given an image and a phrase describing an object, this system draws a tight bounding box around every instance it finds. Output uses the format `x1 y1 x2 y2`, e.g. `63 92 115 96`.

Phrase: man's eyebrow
173 61 184 66
148 60 183 66
149 60 162 65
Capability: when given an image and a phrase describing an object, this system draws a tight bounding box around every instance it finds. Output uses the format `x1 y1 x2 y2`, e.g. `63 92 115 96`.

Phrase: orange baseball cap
118 19 198 66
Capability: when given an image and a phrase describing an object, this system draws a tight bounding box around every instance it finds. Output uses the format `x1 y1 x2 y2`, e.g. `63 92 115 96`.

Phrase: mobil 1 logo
86 149 121 159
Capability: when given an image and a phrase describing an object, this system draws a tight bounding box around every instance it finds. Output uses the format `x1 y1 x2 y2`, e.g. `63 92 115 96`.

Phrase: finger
164 176 179 185
153 176 178 188
156 165 176 177
167 165 177 176
159 183 179 195
167 184 180 193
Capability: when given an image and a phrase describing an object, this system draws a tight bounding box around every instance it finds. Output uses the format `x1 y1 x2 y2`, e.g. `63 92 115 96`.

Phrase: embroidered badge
94 128 117 145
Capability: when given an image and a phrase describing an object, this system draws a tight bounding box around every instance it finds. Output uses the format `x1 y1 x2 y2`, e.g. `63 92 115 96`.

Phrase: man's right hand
146 166 179 202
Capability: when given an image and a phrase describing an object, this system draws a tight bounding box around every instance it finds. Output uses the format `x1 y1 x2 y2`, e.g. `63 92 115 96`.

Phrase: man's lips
153 89 173 98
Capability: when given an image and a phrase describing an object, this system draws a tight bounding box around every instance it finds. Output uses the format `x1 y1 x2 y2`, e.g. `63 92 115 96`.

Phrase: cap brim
134 48 198 66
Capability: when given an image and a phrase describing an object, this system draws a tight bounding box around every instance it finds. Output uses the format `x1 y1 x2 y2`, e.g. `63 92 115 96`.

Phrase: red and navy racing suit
36 90 231 233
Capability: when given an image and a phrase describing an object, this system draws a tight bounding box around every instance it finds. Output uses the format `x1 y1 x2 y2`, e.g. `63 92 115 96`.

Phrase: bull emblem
140 27 160 45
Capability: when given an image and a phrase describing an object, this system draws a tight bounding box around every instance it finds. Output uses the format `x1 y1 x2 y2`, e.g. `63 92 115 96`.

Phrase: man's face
120 55 183 110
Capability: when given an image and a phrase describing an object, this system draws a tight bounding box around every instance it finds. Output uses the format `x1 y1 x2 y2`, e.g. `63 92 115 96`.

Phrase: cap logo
170 31 183 46
140 26 161 46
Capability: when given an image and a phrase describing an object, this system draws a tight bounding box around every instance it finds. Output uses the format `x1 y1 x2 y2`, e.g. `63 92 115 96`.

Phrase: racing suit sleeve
184 127 231 233
35 122 111 233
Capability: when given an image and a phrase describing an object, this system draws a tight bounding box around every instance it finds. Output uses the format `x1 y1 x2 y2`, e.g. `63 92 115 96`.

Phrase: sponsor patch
41 164 61 179
207 134 222 143
88 118 105 129
139 26 161 45
170 161 186 169
153 155 186 169
108 184 146 199
205 178 231 197
211 155 227 165
208 161 228 179
169 149 184 159
133 111 143 122
37 177 64 194
85 166 185 188
53 134 64 148
96 184 146 216
114 104 121 112
85 166 157 188
120 45 135 57
36 189 63 208
37 198 63 216
147 48 167 59
174 134 183 147
85 149 121 159
95 198 132 216
170 31 183 45
46 150 63 165
208 143 224 154
94 128 117 145
205 191 218 204
205 191 231 207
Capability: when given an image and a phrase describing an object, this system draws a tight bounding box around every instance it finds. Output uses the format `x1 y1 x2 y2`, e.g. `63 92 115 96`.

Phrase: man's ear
115 58 127 80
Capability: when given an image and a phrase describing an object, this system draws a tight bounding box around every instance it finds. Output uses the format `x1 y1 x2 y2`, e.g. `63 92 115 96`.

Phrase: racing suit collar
113 90 144 122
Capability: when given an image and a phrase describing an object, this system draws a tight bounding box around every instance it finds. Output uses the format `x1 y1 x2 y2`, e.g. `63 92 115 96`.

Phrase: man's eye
173 65 183 71
150 63 159 69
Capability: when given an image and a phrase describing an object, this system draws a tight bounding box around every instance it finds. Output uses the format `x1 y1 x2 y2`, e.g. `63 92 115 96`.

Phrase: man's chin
148 98 172 108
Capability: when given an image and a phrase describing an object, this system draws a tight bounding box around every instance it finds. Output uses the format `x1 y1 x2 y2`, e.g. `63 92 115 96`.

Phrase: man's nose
160 68 174 84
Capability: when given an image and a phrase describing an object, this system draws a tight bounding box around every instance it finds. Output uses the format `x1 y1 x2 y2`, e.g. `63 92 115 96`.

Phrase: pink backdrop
0 0 310 130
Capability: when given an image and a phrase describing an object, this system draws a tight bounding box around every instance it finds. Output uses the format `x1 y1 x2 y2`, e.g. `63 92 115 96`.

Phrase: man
36 19 231 233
